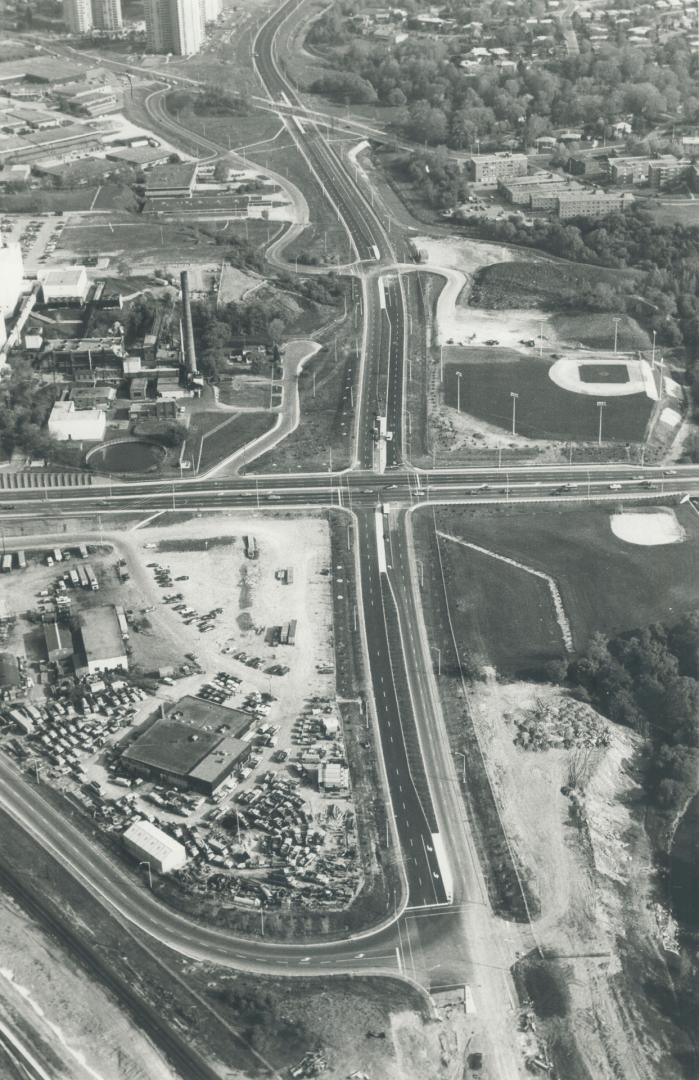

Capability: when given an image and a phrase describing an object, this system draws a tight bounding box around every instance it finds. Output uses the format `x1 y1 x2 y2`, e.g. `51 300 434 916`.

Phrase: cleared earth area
443 351 653 443
423 502 699 675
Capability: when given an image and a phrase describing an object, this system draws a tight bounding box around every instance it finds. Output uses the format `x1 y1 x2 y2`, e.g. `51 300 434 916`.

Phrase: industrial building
44 622 74 662
40 267 90 305
123 820 187 874
63 0 93 33
122 695 252 795
318 762 350 794
48 399 107 442
0 243 24 317
105 145 171 168
465 153 528 183
144 162 198 198
145 0 204 56
0 652 21 692
76 606 128 675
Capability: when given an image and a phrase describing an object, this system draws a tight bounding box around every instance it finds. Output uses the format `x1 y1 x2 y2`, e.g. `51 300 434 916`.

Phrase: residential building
76 606 128 675
465 153 528 183
200 0 221 21
145 0 203 55
499 172 574 206
647 155 691 189
63 0 93 33
48 399 107 441
608 156 650 184
556 191 634 219
123 820 187 874
92 0 123 30
40 267 90 304
0 243 24 317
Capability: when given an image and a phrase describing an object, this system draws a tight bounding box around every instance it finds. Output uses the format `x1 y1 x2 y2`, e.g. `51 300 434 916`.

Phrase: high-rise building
0 243 24 317
145 0 203 55
200 0 221 22
92 0 123 31
63 0 93 33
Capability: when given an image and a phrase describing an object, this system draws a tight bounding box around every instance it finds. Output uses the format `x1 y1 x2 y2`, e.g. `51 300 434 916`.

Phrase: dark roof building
122 695 252 794
0 652 20 689
144 162 197 198
45 622 73 662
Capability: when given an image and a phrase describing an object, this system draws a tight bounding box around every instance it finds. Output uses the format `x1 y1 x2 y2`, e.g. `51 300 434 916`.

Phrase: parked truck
85 565 99 591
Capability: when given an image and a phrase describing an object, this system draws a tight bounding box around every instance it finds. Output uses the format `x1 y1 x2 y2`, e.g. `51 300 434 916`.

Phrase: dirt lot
0 892 176 1080
467 676 678 1080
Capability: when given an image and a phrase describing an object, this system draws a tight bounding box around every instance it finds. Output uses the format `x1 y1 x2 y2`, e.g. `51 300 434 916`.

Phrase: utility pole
596 400 606 445
651 329 657 369
510 391 519 436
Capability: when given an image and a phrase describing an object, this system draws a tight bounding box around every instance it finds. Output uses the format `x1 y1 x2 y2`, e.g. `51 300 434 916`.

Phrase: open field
646 200 699 227
470 259 640 311
425 502 699 675
443 352 653 443
56 215 273 272
163 93 282 153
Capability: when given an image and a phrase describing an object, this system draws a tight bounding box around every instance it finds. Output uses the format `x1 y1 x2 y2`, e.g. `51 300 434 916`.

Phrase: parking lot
1 213 68 268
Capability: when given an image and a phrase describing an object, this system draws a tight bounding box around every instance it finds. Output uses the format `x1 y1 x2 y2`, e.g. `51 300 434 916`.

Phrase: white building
145 0 203 55
40 267 90 305
77 606 128 674
48 399 106 442
63 0 94 33
0 243 24 317
92 0 123 30
200 0 221 21
123 820 187 874
318 762 350 793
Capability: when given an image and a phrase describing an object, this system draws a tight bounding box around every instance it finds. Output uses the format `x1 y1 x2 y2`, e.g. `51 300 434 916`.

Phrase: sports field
444 352 653 442
426 503 699 675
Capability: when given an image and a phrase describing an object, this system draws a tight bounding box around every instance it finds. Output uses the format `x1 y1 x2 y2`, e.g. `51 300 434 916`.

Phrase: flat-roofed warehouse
123 819 187 874
122 695 252 795
76 606 128 675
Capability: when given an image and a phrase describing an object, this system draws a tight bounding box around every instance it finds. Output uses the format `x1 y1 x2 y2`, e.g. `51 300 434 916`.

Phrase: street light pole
510 391 519 436
456 370 462 413
613 317 621 354
596 400 606 446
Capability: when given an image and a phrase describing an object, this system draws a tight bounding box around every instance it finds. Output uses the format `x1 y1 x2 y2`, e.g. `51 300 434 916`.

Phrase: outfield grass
444 354 652 442
552 312 650 351
428 503 699 675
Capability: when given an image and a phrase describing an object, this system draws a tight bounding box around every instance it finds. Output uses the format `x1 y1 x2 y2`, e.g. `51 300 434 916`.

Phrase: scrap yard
0 516 361 915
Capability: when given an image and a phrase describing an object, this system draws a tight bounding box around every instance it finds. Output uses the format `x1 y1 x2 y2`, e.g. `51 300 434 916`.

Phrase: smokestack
180 270 197 377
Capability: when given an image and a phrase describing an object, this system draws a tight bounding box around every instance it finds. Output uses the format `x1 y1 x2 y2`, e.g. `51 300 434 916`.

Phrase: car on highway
608 483 623 491
472 483 490 491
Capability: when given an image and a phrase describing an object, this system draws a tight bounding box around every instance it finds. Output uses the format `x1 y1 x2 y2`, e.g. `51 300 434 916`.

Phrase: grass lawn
647 200 699 227
471 259 640 311
186 410 275 471
427 502 699 675
56 216 273 265
552 312 650 351
444 352 653 442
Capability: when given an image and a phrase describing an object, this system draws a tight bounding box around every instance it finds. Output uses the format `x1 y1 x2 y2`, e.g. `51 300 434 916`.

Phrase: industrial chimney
180 269 197 378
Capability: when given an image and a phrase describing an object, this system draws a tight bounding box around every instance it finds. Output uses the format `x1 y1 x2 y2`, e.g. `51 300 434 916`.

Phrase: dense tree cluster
190 297 289 377
0 359 56 457
166 85 250 118
392 148 470 209
307 25 698 147
549 615 699 824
